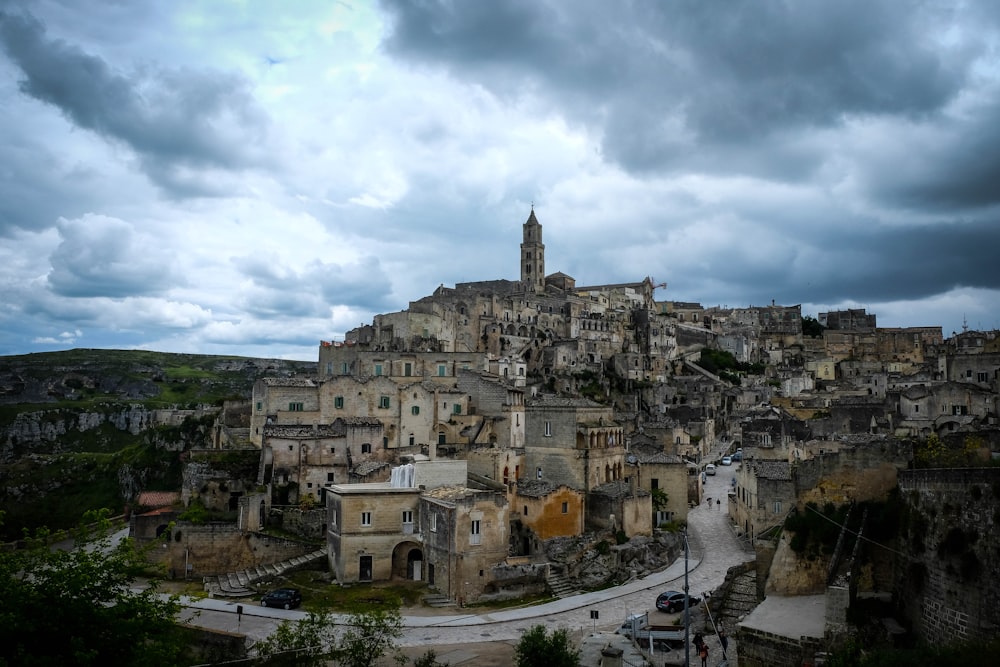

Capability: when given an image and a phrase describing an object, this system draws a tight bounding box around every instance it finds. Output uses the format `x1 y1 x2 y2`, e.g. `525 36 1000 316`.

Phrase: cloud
0 8 269 197
47 214 181 298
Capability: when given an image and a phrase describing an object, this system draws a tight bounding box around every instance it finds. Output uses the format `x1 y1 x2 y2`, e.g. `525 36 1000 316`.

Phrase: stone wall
736 626 823 667
895 468 1000 644
161 522 317 578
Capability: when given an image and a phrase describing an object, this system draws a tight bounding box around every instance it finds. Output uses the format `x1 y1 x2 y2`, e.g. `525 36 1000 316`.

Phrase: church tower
520 207 545 292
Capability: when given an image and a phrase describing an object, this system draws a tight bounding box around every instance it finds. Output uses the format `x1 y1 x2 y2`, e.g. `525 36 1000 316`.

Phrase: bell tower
520 207 545 292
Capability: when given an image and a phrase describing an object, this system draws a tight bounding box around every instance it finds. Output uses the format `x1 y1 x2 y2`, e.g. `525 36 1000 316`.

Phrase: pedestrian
693 632 704 650
716 498 721 509
719 627 728 654
706 496 711 506
699 642 709 666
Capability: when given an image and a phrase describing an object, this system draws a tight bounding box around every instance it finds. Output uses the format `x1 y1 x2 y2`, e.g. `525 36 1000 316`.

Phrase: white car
721 456 732 465
705 463 717 475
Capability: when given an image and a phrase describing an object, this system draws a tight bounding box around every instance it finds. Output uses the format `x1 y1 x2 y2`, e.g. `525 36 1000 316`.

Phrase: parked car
721 456 732 466
731 451 742 462
705 463 716 475
655 590 702 613
261 588 302 609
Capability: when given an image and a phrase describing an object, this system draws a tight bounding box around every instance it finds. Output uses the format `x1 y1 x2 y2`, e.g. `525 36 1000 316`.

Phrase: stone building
512 480 585 556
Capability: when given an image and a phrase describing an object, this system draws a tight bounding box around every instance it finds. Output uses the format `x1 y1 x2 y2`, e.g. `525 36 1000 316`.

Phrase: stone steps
423 593 457 608
204 548 327 599
546 568 582 599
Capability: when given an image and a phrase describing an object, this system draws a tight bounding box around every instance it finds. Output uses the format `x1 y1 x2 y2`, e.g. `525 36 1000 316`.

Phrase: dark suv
655 590 700 613
261 588 302 609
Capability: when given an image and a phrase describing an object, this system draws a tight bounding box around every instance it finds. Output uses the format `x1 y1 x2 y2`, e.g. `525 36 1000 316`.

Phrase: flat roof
739 594 826 640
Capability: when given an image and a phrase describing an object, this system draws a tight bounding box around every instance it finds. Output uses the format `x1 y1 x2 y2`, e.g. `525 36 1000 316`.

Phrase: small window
341 362 349 374
412 406 420 415
523 505 528 516
289 402 304 412
379 395 390 409
361 512 372 526
361 443 372 454
453 403 462 415
430 514 438 532
438 432 446 445
409 434 415 446
404 362 412 377
470 519 481 545
402 510 413 524
374 363 383 376
255 401 262 412
334 396 344 409
773 501 782 514
536 467 542 479
561 502 568 514
544 421 552 437
327 473 334 482
438 364 446 377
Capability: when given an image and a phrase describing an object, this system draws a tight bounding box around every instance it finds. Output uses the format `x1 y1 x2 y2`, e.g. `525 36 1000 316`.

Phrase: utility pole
683 527 690 667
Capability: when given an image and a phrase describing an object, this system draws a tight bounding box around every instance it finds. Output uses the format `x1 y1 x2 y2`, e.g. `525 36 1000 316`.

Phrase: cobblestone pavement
178 457 753 664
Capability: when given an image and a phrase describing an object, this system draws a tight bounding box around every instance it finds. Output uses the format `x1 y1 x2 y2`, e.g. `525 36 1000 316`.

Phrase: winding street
176 461 753 650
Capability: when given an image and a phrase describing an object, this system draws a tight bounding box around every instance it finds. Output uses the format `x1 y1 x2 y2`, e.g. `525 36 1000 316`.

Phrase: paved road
177 460 752 653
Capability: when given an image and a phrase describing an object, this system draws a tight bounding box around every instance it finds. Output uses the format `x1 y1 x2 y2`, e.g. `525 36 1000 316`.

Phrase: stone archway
391 541 424 581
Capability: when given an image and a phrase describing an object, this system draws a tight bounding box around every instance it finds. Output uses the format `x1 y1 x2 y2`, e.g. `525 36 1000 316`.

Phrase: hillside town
131 209 1000 666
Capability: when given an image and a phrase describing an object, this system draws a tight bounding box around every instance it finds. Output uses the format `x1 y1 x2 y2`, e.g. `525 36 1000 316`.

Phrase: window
402 511 413 534
438 364 446 377
914 405 920 413
334 396 344 409
978 372 989 383
409 434 415 446
438 432 446 445
326 362 332 375
953 405 968 416
536 467 542 479
361 512 372 526
453 403 462 415
341 362 349 374
773 501 782 514
470 519 481 545
561 502 568 514
404 362 412 377
255 401 262 412
361 443 372 454
430 514 437 532
544 421 552 437
289 402 304 412
411 405 420 415
651 478 659 490
379 395 390 409
524 505 528 516
327 473 334 482
374 363 383 376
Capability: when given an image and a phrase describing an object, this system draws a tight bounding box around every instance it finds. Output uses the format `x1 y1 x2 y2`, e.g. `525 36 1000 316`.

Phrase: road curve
177 463 752 647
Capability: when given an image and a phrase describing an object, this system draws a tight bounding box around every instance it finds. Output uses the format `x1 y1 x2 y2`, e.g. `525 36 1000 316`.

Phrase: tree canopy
514 625 580 667
0 510 184 667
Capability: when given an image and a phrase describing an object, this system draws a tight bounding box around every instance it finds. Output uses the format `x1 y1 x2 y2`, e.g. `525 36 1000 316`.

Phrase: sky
2 0 1000 361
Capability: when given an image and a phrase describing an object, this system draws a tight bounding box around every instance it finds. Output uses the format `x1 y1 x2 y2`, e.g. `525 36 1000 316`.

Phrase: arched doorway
391 541 424 581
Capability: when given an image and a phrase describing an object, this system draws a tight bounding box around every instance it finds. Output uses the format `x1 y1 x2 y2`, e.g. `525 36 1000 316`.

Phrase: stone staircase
422 593 457 608
203 548 327 598
546 566 582 598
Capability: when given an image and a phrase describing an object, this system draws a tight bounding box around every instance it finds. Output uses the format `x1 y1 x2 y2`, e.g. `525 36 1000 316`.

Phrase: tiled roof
352 460 389 476
753 461 792 481
261 377 316 387
516 480 560 497
136 491 180 508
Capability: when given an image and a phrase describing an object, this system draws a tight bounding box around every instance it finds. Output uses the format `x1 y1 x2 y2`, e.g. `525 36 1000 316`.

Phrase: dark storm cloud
700 215 1000 306
379 0 979 176
0 9 268 197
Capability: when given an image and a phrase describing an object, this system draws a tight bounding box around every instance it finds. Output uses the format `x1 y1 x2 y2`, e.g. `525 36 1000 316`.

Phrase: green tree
255 602 406 667
514 625 580 667
335 603 406 667
0 510 184 666
802 316 826 338
254 611 336 667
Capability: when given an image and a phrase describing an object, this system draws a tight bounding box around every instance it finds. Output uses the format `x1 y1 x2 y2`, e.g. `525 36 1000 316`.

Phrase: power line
803 503 908 559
